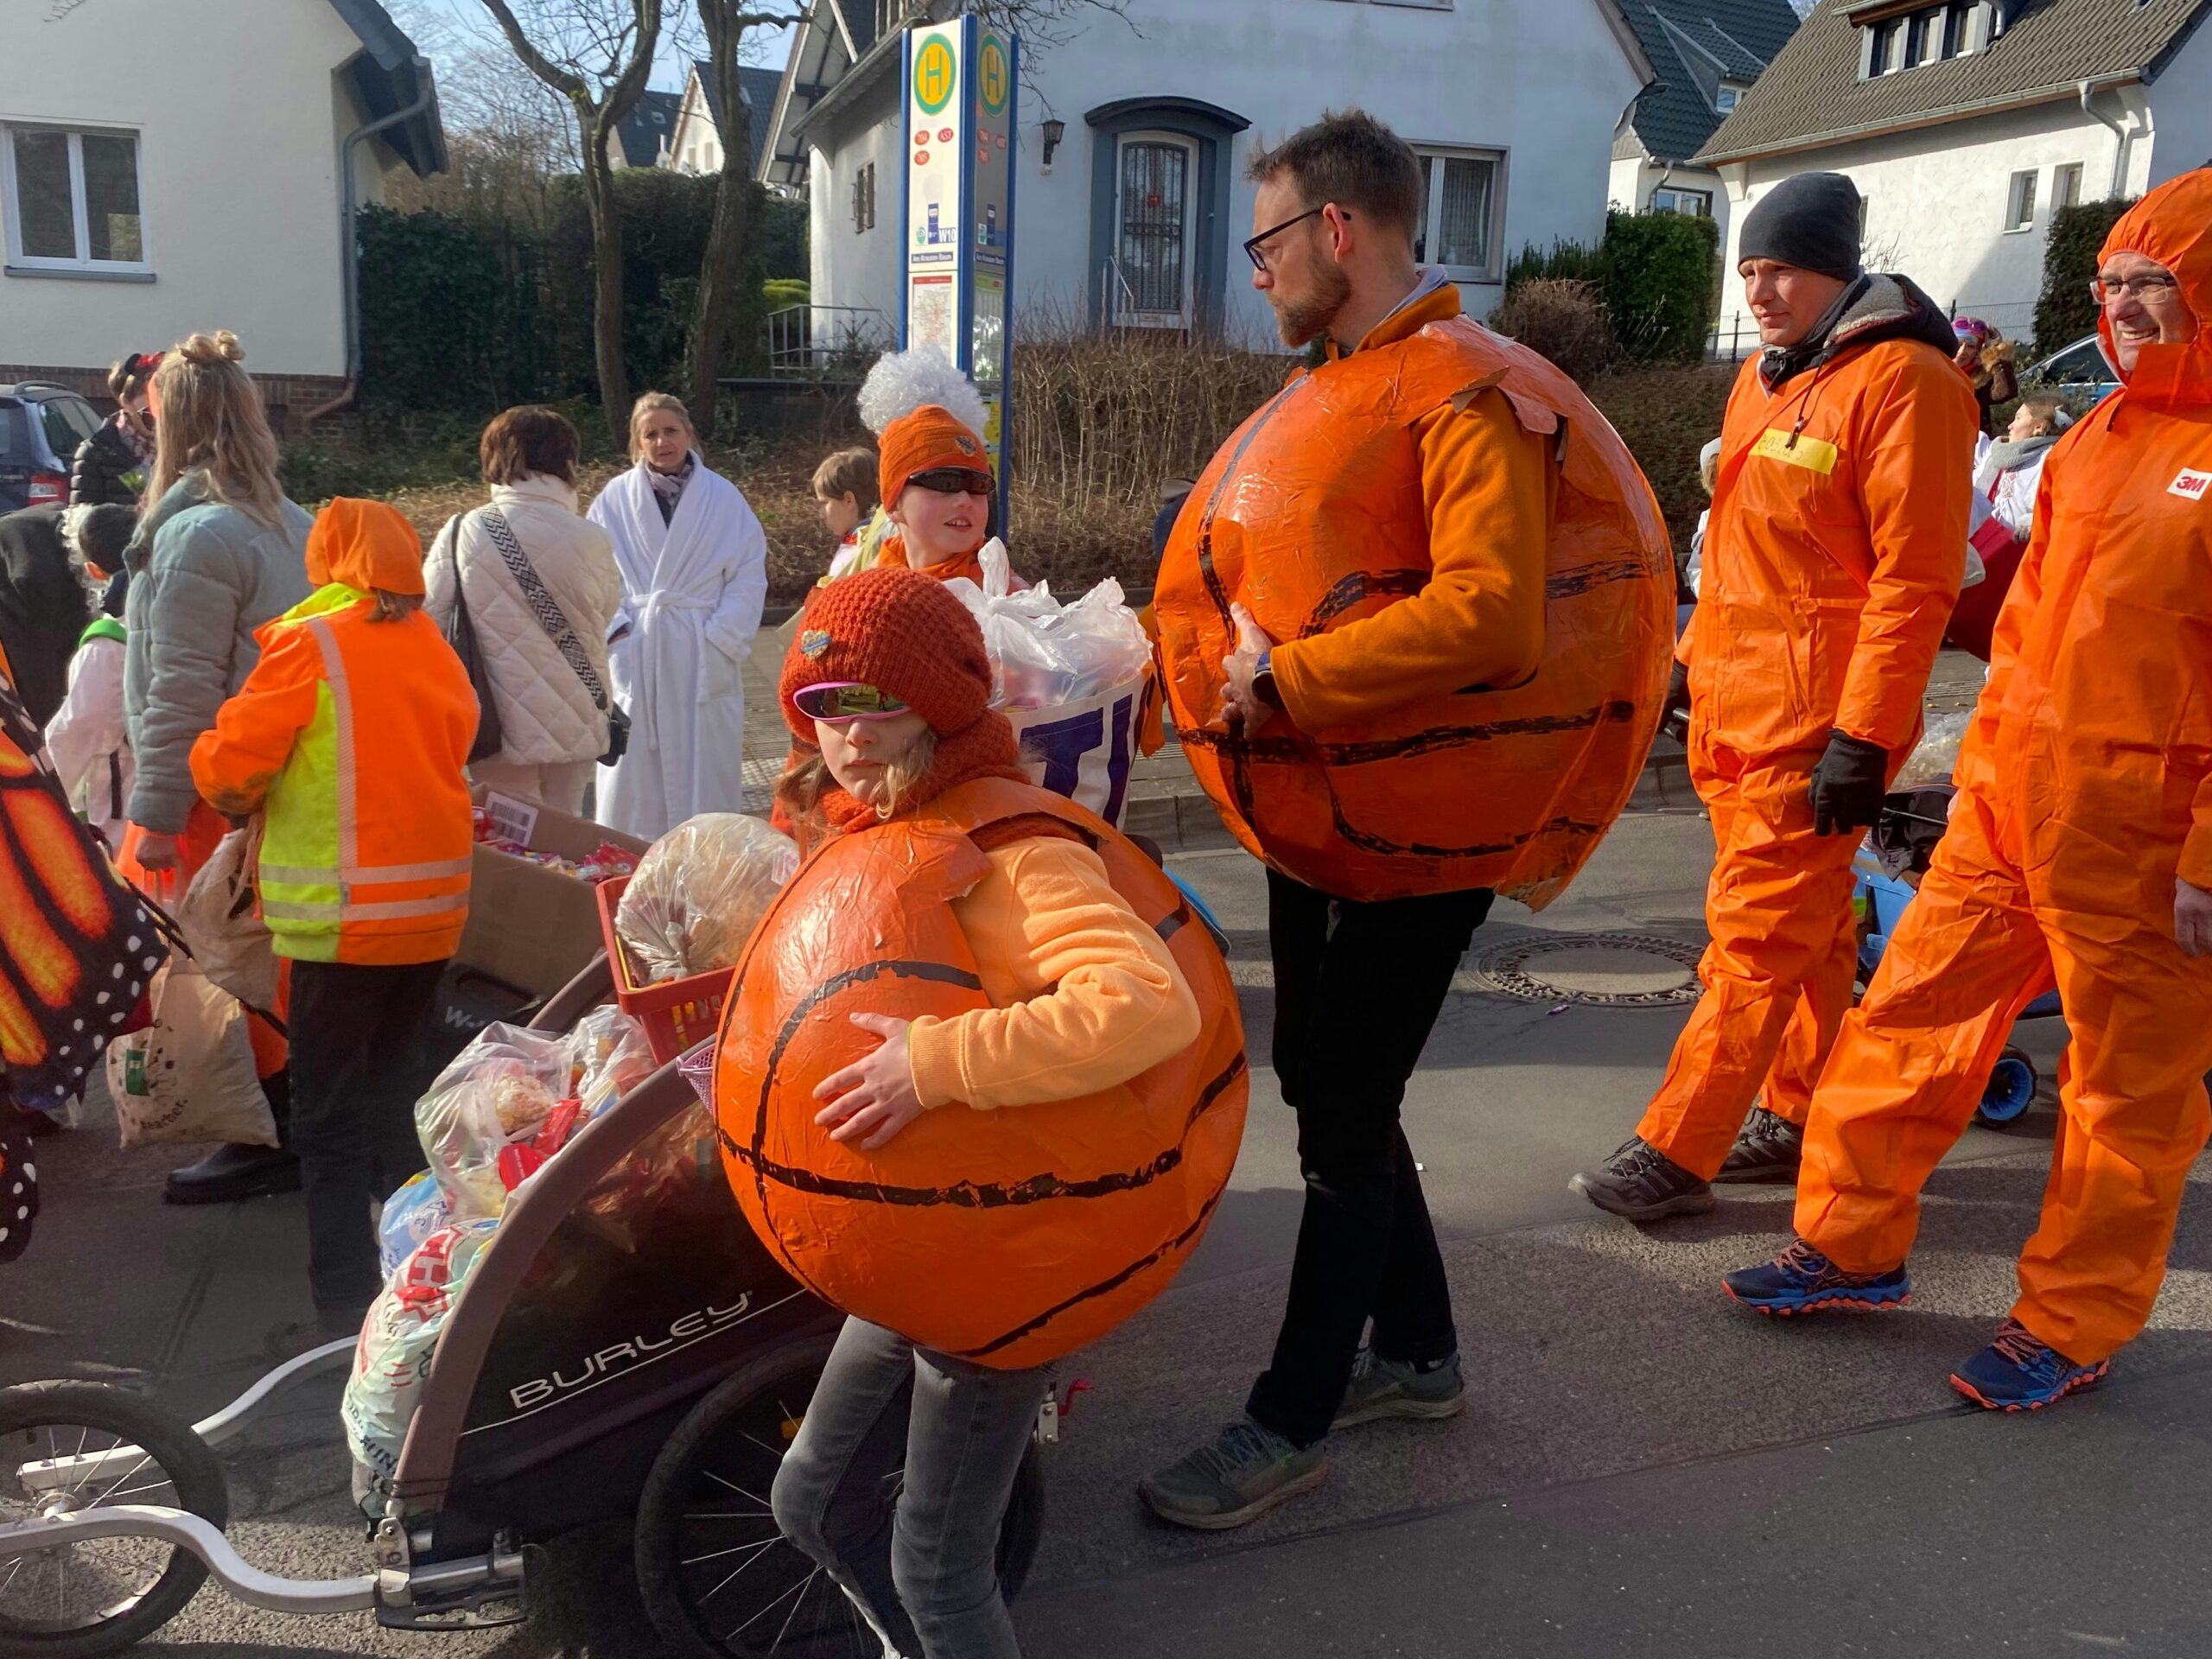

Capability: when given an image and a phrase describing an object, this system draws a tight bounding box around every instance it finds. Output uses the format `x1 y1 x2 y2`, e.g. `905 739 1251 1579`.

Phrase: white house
665 61 787 175
1698 0 2212 350
1607 0 1805 254
607 90 683 170
0 0 444 428
759 0 1659 344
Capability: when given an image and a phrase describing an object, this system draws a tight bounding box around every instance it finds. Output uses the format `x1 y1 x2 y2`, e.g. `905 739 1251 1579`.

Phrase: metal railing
761 305 896 378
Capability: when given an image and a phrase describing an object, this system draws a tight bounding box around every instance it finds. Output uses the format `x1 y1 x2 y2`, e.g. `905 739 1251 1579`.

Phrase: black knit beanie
1737 173 1864 282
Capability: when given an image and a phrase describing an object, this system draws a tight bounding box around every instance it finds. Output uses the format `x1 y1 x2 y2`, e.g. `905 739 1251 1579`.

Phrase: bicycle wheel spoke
87 1453 154 1510
724 1564 816 1642
764 1559 818 1652
682 1535 780 1570
698 1535 784 1603
703 1471 773 1508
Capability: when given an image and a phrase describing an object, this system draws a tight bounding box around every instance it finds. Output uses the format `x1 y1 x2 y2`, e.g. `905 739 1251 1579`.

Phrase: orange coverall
1796 170 2212 1363
1637 295 1976 1177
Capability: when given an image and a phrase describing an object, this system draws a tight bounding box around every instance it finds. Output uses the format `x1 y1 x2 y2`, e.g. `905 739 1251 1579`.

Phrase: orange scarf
874 533 988 588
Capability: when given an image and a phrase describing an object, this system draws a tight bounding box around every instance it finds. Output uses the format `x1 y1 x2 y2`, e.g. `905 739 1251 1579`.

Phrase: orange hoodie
190 499 478 965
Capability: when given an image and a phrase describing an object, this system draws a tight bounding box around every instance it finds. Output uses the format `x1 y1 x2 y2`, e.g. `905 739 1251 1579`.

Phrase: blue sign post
901 16 1019 531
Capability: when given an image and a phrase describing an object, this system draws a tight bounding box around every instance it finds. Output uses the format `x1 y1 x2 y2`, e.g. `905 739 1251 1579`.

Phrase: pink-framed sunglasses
791 680 911 721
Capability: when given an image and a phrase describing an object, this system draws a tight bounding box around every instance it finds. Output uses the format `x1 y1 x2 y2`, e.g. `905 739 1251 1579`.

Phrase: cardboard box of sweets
455 789 648 1000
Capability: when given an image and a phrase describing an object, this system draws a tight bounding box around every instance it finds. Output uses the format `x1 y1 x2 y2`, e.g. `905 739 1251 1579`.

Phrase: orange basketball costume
715 778 1245 1368
1635 282 1976 1178
1153 286 1675 907
1793 171 2212 1365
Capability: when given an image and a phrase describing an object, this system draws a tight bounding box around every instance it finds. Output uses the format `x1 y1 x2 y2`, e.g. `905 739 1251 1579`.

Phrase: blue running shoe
1950 1319 2110 1411
1723 1236 1910 1315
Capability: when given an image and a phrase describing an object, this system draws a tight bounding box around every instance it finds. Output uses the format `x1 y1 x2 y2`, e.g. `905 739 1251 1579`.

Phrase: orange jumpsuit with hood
1793 169 2212 1364
1636 276 1976 1177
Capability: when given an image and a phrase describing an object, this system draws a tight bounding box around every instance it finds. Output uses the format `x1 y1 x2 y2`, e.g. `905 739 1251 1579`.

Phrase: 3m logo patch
1752 428 1839 475
2170 467 2211 502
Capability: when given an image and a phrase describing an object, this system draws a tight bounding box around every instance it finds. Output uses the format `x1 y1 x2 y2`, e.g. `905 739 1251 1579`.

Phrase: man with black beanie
1573 170 1977 1216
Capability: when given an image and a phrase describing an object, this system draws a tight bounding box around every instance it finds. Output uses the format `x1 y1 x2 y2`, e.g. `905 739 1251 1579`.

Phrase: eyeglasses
1243 206 1327 273
905 467 994 497
791 681 911 721
2089 272 2181 304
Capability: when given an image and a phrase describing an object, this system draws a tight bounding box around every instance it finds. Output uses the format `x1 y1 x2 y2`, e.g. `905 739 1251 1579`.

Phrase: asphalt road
8 798 2209 1658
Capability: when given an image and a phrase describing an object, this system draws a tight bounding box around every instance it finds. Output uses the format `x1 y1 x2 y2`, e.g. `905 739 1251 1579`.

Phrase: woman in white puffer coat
425 407 623 816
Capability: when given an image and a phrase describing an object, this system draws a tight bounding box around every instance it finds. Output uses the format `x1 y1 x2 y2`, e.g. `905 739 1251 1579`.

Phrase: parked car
2018 334 2123 408
0 382 103 514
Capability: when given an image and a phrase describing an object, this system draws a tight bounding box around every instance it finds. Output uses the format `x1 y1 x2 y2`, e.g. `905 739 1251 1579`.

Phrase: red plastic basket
594 874 734 1065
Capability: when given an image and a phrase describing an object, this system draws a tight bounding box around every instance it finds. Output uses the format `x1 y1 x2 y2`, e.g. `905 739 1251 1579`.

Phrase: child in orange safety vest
190 498 478 1332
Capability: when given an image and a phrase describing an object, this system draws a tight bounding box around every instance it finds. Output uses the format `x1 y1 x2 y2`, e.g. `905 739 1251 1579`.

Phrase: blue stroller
1853 785 2062 1128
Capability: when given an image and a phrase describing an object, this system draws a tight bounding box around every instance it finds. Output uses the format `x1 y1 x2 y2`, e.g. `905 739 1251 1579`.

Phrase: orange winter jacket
1154 280 1675 905
1958 168 2212 900
1686 279 1977 763
190 499 478 966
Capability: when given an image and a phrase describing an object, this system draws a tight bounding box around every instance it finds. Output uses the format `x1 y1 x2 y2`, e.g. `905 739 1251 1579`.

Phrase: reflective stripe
353 855 474 883
264 895 467 923
262 899 342 921
261 855 472 886
343 895 470 921
307 617 360 880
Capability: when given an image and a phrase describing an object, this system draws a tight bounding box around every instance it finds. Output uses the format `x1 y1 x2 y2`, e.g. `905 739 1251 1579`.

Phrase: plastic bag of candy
615 815 799 982
341 1219 498 1480
377 1170 452 1278
413 1023 575 1220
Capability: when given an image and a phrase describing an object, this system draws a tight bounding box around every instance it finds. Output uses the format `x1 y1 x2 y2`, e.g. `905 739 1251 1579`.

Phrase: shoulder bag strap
474 507 608 713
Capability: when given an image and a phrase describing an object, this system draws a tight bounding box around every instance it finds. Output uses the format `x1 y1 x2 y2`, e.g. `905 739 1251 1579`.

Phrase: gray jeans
772 1317 1049 1659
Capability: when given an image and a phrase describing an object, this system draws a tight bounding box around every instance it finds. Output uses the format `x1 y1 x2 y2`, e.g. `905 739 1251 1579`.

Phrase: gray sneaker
1332 1349 1465 1430
1139 1418 1326 1531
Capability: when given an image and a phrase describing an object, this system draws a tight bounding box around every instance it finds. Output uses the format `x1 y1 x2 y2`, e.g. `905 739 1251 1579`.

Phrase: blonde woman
585 392 766 838
122 330 311 1206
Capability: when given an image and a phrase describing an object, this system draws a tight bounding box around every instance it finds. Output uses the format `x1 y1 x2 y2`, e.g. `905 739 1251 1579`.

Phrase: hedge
2033 196 2136 355
358 175 812 413
1503 210 1719 365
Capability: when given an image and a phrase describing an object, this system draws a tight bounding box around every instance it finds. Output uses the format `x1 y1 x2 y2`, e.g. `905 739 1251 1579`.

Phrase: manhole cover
1471 932 1704 1007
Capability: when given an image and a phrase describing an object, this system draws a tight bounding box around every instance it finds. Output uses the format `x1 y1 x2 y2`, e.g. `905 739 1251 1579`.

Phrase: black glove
1659 659 1692 742
1808 731 1890 836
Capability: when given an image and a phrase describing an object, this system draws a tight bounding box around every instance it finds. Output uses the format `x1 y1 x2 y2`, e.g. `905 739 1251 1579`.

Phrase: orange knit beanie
877 404 991 509
780 566 995 743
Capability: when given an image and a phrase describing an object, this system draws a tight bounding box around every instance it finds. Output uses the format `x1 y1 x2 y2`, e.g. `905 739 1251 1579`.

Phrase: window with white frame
2053 162 2083 213
1714 84 1744 113
3 124 145 273
1652 186 1712 217
2004 168 2037 232
1412 148 1503 283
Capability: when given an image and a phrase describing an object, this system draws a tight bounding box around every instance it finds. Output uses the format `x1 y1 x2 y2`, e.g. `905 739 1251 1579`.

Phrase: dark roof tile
1699 0 2212 162
1623 0 1808 164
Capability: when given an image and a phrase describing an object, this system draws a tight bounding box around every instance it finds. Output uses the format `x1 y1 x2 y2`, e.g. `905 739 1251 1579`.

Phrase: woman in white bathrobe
587 392 768 840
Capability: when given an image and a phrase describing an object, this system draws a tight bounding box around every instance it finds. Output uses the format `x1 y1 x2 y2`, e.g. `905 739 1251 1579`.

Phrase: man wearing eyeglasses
1723 168 2212 1410
1569 170 1975 1220
1142 111 1673 1528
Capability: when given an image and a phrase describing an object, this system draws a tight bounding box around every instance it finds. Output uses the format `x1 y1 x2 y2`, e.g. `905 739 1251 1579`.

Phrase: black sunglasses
1243 206 1330 272
906 467 994 496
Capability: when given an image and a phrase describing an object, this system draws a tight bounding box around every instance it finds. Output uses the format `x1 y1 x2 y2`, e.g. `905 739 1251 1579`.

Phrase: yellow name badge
1752 428 1839 475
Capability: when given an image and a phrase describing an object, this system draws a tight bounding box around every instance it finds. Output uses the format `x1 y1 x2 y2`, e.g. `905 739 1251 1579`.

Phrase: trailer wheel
0 1382 228 1658
636 1335 1043 1658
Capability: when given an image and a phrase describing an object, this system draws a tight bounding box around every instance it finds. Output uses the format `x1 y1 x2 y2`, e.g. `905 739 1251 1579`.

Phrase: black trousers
1245 870 1493 1448
288 958 442 1313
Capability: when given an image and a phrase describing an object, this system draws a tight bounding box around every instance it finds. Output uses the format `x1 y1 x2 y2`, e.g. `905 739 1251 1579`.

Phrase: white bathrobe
588 455 768 840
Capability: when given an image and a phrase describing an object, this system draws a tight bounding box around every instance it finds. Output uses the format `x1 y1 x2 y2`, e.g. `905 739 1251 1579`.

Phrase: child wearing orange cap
873 404 1026 589
191 498 478 1332
766 565 1199 1657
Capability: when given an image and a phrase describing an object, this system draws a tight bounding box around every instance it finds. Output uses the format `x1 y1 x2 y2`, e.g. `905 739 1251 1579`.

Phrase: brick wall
0 362 349 435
